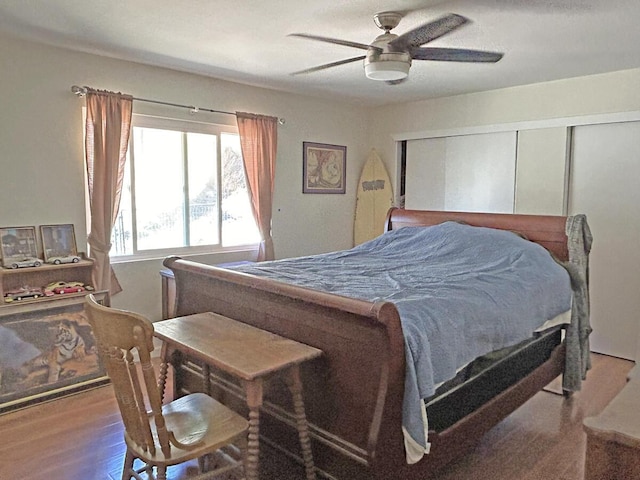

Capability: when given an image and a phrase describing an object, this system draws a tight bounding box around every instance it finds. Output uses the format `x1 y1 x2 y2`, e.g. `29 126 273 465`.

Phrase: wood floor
0 353 633 480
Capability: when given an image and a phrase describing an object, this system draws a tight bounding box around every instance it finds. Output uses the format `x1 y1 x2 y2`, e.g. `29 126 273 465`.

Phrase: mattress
429 308 570 399
425 324 564 431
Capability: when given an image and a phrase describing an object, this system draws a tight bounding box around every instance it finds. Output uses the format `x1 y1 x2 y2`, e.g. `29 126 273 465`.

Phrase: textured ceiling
1 0 639 107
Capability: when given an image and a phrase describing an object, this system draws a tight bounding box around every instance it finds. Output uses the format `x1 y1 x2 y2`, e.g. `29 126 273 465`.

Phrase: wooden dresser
583 379 640 480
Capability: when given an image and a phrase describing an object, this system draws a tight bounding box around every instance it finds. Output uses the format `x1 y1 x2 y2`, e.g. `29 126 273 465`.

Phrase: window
111 115 260 258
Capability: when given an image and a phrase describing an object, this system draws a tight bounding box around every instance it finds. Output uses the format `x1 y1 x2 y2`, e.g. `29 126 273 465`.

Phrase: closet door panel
568 121 640 359
444 132 516 213
405 131 516 213
515 127 568 215
405 138 446 210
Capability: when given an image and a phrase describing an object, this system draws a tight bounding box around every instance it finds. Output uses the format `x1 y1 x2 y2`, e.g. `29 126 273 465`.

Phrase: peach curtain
236 112 278 261
85 90 133 295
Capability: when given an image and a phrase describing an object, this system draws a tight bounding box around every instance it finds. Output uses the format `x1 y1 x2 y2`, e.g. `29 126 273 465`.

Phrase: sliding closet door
515 127 568 215
568 121 640 360
405 138 446 210
444 132 516 213
405 132 516 213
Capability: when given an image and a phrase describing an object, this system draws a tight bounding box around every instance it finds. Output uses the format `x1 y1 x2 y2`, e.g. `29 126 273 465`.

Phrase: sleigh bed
162 208 590 480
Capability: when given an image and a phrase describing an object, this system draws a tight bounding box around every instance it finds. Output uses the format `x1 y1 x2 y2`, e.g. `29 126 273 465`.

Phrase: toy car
5 257 43 269
46 255 81 265
4 286 45 302
44 281 94 295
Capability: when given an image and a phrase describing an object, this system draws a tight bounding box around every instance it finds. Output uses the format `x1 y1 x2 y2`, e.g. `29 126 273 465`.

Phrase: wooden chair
85 294 248 480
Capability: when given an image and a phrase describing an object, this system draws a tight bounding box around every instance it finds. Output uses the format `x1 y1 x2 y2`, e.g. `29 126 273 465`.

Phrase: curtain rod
70 85 285 125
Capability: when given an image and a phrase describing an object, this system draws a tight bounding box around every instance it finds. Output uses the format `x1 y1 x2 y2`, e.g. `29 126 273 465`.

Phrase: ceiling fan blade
411 47 503 63
288 33 377 52
291 56 366 75
389 13 469 49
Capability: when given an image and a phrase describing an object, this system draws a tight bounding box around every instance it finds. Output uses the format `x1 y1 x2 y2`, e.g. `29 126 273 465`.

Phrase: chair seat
126 393 248 466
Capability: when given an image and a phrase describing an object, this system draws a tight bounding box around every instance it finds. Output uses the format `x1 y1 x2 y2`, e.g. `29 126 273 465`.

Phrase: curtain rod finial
71 85 87 97
278 118 286 126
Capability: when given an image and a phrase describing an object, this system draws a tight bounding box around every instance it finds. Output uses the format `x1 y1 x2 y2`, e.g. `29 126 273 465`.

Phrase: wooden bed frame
162 208 571 480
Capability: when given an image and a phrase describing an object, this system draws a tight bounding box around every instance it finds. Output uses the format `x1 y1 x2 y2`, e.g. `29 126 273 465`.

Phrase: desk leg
157 342 169 403
243 378 263 480
287 365 316 480
202 363 211 396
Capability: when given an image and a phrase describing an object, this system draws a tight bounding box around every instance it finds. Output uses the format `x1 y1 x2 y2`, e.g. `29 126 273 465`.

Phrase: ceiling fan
289 12 503 84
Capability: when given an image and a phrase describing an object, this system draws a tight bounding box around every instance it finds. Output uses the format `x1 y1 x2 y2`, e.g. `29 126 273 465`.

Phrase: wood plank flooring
0 353 633 480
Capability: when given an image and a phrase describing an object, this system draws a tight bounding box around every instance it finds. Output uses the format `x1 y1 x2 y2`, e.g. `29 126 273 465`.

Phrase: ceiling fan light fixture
365 61 410 81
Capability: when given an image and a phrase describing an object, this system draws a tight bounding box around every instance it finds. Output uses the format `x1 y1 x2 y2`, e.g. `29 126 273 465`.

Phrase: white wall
0 34 371 320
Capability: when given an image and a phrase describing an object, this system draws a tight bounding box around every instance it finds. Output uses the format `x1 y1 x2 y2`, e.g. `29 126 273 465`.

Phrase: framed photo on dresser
40 224 78 262
0 226 39 269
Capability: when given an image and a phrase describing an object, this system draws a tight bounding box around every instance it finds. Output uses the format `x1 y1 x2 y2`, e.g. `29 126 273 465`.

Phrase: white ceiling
1 0 639 107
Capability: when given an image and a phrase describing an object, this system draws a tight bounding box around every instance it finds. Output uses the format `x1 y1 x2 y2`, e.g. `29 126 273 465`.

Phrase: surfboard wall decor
353 149 394 246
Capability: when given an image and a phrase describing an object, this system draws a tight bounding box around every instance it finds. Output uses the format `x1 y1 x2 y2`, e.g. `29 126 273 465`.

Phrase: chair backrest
85 294 172 457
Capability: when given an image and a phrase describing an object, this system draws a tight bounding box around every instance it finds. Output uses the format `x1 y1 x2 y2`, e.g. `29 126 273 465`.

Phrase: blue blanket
229 222 572 457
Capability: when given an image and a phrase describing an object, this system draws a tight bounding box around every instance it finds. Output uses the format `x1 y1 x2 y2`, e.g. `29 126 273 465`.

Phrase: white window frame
110 114 258 262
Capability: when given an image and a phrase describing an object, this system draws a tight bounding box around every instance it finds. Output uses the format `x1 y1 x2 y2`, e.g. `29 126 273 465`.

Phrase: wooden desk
154 312 323 480
583 379 640 480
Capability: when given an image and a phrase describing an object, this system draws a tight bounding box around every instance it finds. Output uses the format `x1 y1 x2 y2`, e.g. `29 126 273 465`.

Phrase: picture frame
40 224 78 262
302 142 347 194
0 226 40 269
0 292 109 414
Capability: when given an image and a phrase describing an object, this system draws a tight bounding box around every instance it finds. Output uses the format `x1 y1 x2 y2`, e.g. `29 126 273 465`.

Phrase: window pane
108 117 259 258
134 127 185 250
221 133 261 246
187 133 219 246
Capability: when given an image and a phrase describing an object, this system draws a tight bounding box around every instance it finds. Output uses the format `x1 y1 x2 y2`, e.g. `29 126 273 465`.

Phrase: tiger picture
21 319 91 383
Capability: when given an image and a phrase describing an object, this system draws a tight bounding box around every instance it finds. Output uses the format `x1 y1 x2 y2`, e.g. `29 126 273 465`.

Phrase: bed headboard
384 208 569 262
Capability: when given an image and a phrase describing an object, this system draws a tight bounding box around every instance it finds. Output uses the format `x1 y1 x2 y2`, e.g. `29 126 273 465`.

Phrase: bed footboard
163 256 407 478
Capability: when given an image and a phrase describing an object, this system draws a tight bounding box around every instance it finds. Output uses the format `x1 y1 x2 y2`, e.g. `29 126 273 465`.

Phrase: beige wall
0 34 371 319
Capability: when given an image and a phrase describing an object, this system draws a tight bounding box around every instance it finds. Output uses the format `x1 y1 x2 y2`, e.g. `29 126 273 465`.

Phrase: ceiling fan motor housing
364 33 412 81
373 11 403 31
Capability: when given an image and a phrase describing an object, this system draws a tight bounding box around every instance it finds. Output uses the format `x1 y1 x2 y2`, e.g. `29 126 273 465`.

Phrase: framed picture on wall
0 226 40 269
302 142 347 194
40 224 78 263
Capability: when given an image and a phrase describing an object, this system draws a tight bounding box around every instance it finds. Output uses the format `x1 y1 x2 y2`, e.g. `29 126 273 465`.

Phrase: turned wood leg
121 449 135 480
237 432 249 479
287 365 316 480
157 343 169 403
202 363 211 395
243 379 263 480
157 465 167 480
